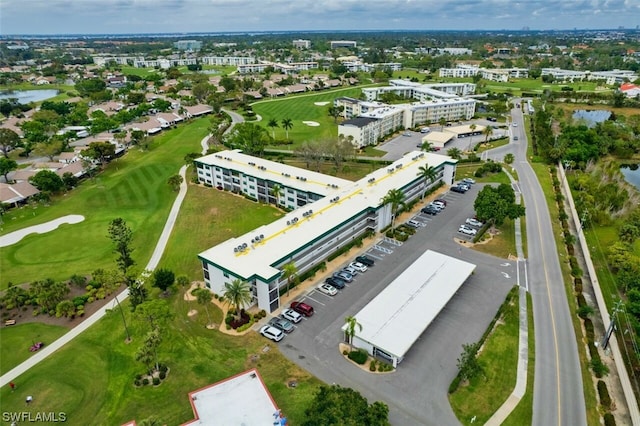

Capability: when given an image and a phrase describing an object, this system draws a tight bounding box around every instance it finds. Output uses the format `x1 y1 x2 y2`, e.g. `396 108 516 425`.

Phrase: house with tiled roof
184 104 213 118
0 182 39 207
620 83 640 98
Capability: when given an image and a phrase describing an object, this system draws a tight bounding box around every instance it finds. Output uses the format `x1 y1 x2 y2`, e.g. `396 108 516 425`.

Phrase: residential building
197 150 457 313
330 40 357 49
292 39 311 49
620 82 640 98
174 40 202 51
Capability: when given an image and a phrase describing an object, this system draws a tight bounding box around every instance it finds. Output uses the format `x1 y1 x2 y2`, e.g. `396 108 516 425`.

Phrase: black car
355 255 375 267
326 277 346 289
421 206 439 215
450 185 467 194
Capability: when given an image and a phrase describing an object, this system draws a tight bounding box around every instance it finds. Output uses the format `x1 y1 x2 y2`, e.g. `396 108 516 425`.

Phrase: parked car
317 283 338 296
458 225 477 236
281 308 302 323
290 301 314 317
450 185 467 194
349 262 368 273
428 202 443 211
420 127 431 133
421 205 439 215
260 325 285 342
406 219 422 228
462 178 476 185
432 200 446 209
268 317 295 333
487 117 497 122
326 276 346 289
513 136 519 141
466 218 484 227
334 271 354 283
402 132 411 137
434 198 447 206
356 255 375 267
342 265 359 276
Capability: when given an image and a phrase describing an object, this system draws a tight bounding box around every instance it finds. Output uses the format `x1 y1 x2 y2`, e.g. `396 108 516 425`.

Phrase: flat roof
182 369 281 426
341 116 378 128
445 124 486 135
347 250 476 359
196 149 351 196
199 152 456 282
422 131 454 144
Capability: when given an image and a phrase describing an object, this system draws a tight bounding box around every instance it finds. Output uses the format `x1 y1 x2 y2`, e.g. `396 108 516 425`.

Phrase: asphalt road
507 104 587 425
277 185 516 425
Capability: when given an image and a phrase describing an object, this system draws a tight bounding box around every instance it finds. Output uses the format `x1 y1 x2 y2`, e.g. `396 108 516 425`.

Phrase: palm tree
447 147 462 159
281 118 293 140
223 279 253 322
439 117 447 131
344 316 362 350
468 123 477 151
381 188 405 230
270 184 283 207
281 262 298 296
419 141 434 152
267 118 279 139
195 288 213 327
417 165 438 200
482 125 494 143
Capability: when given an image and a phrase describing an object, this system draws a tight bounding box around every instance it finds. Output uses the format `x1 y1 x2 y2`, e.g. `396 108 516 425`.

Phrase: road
507 104 587 425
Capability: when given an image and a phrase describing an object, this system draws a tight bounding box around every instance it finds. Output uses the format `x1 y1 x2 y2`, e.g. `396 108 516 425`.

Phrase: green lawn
251 87 365 146
0 117 209 289
0 293 322 425
0 323 69 374
449 288 521 424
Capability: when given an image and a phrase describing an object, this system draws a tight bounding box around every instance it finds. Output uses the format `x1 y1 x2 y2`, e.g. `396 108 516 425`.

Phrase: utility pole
601 300 624 350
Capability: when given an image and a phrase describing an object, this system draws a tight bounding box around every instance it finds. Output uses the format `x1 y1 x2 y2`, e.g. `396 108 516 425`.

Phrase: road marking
303 295 325 306
501 262 511 267
501 272 510 279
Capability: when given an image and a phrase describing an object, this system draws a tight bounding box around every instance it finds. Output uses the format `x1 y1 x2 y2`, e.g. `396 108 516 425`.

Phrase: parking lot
273 183 517 426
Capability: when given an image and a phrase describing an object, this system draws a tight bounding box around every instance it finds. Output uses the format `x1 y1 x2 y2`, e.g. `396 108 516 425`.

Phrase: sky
1 0 639 35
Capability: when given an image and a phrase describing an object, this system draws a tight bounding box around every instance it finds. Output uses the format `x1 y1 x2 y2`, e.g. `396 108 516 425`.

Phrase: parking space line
304 295 326 306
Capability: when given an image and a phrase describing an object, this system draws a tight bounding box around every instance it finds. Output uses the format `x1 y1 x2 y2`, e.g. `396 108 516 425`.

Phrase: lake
572 109 612 128
0 89 60 104
621 164 640 191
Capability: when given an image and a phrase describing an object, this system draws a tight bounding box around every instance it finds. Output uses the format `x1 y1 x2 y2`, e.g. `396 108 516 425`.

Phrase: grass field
0 117 209 289
0 323 69 374
0 292 322 425
251 87 365 146
449 287 520 424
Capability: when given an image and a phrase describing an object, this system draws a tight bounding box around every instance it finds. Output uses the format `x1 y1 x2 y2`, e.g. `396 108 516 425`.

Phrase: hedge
604 413 616 426
598 380 612 410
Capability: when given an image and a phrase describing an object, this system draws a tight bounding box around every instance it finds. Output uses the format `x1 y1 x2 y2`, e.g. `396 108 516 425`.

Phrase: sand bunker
0 215 85 247
303 121 320 127
314 102 330 106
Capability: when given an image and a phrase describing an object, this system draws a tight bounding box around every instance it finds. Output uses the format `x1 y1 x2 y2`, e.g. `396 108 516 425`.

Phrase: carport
422 131 454 150
343 250 476 367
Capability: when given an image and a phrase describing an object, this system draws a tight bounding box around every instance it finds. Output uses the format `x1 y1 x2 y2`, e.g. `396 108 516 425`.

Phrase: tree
194 288 213 327
419 141 434 152
34 139 64 161
2 284 30 310
328 105 344 123
152 268 175 294
281 118 293 140
135 299 174 332
270 184 283 206
504 153 515 164
0 157 17 182
302 384 390 426
0 128 21 158
456 342 483 382
381 188 405 230
282 262 298 296
85 141 116 167
439 116 447 131
136 329 162 374
61 172 78 190
108 218 135 275
167 174 183 191
267 118 279 139
468 124 477 151
474 184 525 226
344 316 362 350
224 122 270 156
482 125 494 143
416 165 437 200
30 278 69 314
447 147 462 159
223 279 253 321
29 169 64 192
55 300 76 318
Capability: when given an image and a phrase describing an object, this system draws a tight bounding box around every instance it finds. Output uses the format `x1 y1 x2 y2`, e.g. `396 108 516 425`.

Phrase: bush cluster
347 349 368 365
473 160 502 178
597 380 612 410
603 413 616 426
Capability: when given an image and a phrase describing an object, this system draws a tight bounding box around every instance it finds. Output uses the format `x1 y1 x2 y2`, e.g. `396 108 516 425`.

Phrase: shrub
566 244 575 256
159 371 166 380
370 360 377 371
576 293 587 310
343 350 348 356
598 380 612 409
577 305 594 319
604 413 616 426
584 318 595 342
134 379 141 386
159 364 168 373
142 378 149 386
153 377 160 386
574 278 583 293
592 358 609 378
347 349 368 365
135 373 143 380
571 266 583 278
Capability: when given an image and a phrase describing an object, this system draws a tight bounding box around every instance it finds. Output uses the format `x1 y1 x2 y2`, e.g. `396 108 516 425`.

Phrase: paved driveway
278 185 516 425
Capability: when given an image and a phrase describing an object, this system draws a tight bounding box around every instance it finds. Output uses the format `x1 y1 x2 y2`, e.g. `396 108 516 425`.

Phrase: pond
572 109 612 128
621 164 640 191
0 89 60 104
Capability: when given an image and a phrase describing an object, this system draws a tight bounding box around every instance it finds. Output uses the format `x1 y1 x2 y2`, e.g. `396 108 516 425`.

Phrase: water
572 109 612 128
621 164 640 191
0 89 59 104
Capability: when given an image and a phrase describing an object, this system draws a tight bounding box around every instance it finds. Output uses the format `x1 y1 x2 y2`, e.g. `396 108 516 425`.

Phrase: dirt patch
187 309 198 317
209 207 219 215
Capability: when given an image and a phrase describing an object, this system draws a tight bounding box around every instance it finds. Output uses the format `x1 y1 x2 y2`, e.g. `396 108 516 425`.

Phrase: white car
281 308 302 323
317 283 338 296
260 325 285 342
466 218 484 227
342 265 359 276
349 262 368 273
458 225 477 236
512 122 518 127
462 178 476 185
432 200 446 209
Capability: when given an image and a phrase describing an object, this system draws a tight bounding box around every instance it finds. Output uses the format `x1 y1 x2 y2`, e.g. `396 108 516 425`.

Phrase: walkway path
0 215 85 247
0 132 207 388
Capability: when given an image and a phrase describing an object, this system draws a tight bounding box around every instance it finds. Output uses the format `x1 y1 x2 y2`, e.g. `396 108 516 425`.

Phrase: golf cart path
0 215 85 248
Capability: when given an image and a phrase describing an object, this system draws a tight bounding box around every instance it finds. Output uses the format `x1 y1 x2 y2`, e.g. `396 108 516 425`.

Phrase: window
223 272 229 278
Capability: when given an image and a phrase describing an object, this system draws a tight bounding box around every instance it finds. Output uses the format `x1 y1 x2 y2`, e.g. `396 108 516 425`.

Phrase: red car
290 301 314 317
